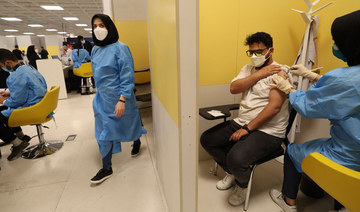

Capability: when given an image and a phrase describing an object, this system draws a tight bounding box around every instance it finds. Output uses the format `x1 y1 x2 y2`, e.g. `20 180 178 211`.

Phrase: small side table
199 103 239 175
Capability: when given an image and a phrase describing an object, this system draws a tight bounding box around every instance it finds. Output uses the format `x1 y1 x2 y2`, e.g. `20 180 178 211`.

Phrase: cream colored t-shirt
232 61 289 138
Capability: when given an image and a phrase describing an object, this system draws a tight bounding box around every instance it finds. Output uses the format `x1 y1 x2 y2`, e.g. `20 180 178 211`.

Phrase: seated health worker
72 42 90 69
0 49 47 161
269 10 360 212
201 32 289 207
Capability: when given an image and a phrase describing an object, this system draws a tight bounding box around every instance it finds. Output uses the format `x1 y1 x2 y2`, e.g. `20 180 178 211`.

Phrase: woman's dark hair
74 42 83 57
245 32 273 48
331 10 360 66
91 14 119 47
27 45 36 56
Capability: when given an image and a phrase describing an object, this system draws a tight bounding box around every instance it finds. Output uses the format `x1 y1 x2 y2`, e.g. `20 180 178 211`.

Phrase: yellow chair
73 62 94 94
135 69 150 85
302 152 360 212
8 86 63 159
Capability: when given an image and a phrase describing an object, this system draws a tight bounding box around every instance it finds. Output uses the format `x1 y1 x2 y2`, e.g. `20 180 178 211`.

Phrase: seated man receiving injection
201 32 290 207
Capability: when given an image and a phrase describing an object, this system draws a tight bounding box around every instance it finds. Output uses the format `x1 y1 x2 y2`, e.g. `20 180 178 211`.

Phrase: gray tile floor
198 159 334 212
0 91 165 212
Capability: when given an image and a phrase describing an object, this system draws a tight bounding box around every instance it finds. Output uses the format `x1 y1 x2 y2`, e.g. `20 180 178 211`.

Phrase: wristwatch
242 124 252 134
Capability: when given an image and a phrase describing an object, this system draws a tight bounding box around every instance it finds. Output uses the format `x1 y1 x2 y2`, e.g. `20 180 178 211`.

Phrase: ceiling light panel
28 24 44 27
1 17 22 21
41 6 64 10
0 0 103 36
63 17 79 21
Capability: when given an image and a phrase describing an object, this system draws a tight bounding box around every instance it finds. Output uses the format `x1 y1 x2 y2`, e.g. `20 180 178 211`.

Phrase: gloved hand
270 75 294 94
290 64 318 81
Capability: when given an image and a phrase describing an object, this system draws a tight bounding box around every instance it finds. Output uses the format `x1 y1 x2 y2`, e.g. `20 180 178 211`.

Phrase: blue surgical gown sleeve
71 50 78 64
85 52 90 62
116 45 135 98
72 50 80 69
289 67 360 120
4 73 28 107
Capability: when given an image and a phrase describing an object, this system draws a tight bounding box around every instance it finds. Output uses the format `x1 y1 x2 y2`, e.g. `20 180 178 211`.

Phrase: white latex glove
270 75 294 94
291 64 318 81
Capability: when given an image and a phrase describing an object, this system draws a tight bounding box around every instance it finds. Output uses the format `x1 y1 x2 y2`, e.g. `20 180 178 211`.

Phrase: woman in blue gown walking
90 14 147 184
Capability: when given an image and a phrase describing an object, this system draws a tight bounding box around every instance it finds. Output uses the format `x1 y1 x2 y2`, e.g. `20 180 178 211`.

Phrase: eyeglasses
246 48 268 57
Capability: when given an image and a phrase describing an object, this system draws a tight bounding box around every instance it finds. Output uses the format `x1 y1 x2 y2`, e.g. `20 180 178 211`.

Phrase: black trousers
200 120 283 188
281 151 302 199
0 106 21 143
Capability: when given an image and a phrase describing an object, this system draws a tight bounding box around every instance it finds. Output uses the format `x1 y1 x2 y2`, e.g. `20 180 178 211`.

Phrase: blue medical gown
91 41 146 157
72 49 90 69
2 65 47 117
287 65 360 172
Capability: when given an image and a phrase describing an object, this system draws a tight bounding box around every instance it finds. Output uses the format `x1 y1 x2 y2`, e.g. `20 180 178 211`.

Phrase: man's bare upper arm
268 87 287 110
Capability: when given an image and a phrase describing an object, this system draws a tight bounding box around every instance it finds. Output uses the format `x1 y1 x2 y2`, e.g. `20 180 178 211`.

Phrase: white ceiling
0 0 103 37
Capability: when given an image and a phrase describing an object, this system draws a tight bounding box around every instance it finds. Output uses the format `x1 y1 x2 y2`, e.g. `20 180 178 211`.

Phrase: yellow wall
46 46 59 57
200 0 360 86
148 0 179 125
199 0 240 85
115 21 150 70
19 46 27 53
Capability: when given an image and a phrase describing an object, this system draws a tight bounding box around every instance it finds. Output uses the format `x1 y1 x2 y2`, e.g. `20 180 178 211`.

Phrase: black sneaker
131 141 141 157
7 141 30 161
90 168 113 184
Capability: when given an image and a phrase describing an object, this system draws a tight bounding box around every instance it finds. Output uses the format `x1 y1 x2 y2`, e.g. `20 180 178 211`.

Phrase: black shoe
90 168 113 184
131 141 141 157
7 141 30 161
21 135 32 142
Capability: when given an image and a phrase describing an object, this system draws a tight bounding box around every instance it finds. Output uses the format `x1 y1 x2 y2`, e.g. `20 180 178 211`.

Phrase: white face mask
94 27 108 41
250 48 271 67
35 49 39 54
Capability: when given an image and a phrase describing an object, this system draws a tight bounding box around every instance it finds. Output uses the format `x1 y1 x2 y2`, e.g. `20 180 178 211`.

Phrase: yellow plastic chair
73 62 94 94
8 86 63 159
135 69 150 85
302 152 360 212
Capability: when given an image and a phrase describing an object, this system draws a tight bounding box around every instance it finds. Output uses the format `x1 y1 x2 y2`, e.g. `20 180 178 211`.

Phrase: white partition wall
36 59 67 99
0 36 16 50
16 35 32 48
44 35 63 56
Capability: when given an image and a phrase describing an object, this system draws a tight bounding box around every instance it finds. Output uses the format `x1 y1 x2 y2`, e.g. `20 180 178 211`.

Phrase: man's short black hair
245 32 273 48
15 45 19 48
78 35 84 40
0 48 18 64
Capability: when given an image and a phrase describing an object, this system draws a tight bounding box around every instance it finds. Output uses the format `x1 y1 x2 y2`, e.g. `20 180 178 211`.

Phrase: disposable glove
270 75 294 94
290 64 318 81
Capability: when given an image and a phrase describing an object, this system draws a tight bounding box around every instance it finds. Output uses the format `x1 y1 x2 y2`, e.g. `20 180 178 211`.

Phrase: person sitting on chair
72 42 90 69
0 49 47 161
200 32 290 207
